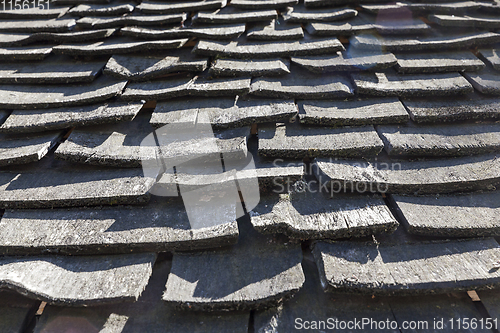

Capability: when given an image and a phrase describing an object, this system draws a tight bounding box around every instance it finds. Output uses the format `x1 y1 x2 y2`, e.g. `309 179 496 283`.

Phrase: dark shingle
0 101 144 133
313 238 500 294
313 154 500 195
390 191 500 237
0 76 127 109
258 123 384 158
0 253 156 305
298 97 409 126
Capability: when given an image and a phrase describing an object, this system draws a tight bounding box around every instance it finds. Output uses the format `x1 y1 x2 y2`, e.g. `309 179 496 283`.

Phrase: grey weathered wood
0 76 127 109
250 68 353 99
246 19 303 40
34 260 250 333
313 154 500 195
193 37 345 58
53 37 188 56
391 191 500 237
298 98 409 126
0 55 106 84
69 3 135 16
231 0 297 9
463 70 500 95
0 291 39 333
0 168 154 208
0 197 239 255
0 46 52 61
209 58 290 77
402 95 500 123
193 8 277 23
377 123 500 157
313 238 500 295
283 5 357 23
0 132 63 166
121 24 245 40
0 101 144 133
360 1 482 15
122 75 250 101
104 50 208 81
478 48 500 70
351 32 500 52
0 18 76 33
0 253 156 305
0 29 115 47
250 187 398 239
76 14 186 29
306 16 374 36
137 0 226 13
395 51 485 73
258 123 383 158
352 71 473 97
54 113 155 167
292 51 397 72
151 97 298 129
389 293 491 333
163 216 305 311
254 257 399 333
429 14 500 28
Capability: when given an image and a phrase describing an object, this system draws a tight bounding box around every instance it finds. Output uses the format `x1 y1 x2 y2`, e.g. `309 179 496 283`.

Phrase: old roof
1 0 500 331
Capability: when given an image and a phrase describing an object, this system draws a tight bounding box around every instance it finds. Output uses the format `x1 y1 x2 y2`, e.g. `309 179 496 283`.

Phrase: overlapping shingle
0 132 63 166
104 50 208 81
0 167 154 208
292 51 397 72
394 51 484 73
68 3 135 16
193 36 344 58
351 32 500 52
0 29 115 47
0 76 126 109
250 68 353 99
121 24 245 40
246 19 304 40
151 98 298 129
478 48 500 70
402 95 500 122
313 238 500 294
122 75 250 101
0 101 144 133
231 0 298 9
282 6 357 23
0 55 106 84
163 217 305 311
258 123 383 158
298 98 409 126
209 58 290 77
463 70 500 95
0 253 156 305
351 71 473 96
0 6 69 19
0 19 76 33
77 14 187 29
53 37 188 56
250 188 397 239
0 197 239 255
377 123 500 157
429 14 500 28
313 154 500 195
0 45 52 61
137 0 227 14
360 1 482 15
193 8 277 23
391 191 500 237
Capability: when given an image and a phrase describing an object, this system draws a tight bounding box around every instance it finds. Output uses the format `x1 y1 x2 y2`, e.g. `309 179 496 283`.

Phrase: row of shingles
0 1 308 330
305 2 500 303
0 2 190 325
